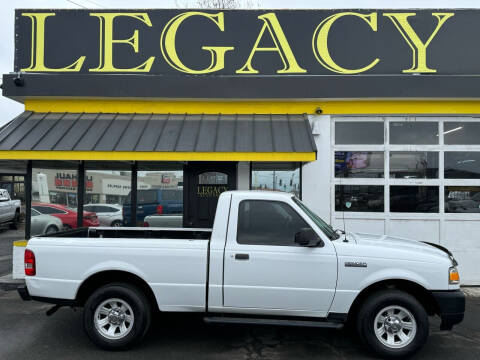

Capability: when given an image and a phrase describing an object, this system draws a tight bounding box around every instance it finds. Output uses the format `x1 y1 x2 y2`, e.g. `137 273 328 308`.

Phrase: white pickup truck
0 189 21 229
18 191 465 358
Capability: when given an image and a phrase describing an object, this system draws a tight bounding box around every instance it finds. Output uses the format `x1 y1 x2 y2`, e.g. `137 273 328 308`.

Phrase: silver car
31 208 63 236
83 204 123 227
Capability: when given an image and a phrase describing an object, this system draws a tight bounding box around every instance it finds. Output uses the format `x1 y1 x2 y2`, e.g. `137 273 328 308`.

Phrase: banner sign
14 9 480 76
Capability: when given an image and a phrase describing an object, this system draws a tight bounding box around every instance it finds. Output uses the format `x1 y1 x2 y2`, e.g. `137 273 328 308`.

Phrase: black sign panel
13 9 480 76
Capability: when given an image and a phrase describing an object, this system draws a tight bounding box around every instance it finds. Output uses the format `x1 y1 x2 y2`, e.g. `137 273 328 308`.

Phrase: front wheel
83 283 151 350
356 289 429 359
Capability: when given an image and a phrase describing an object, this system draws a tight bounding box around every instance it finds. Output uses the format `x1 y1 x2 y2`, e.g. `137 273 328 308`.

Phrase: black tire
356 289 429 359
111 220 123 227
45 225 59 234
83 282 152 350
9 211 19 230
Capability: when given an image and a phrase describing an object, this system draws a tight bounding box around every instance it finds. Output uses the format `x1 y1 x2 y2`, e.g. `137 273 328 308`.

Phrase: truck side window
237 200 311 246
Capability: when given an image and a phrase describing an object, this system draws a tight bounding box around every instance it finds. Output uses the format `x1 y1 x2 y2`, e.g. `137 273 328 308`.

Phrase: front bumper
431 290 465 330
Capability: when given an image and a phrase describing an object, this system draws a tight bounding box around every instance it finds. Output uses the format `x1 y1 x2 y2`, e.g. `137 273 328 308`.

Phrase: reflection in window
251 163 300 197
335 151 384 178
335 122 384 144
335 185 384 212
133 166 184 227
390 122 438 145
390 186 439 213
237 200 311 246
199 172 228 185
84 168 130 227
445 152 480 179
445 186 480 213
390 152 439 179
444 122 480 145
32 166 82 230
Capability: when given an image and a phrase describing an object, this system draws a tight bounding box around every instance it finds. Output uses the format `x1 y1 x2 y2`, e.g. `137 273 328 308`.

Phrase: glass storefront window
134 163 184 227
335 122 384 144
390 186 439 213
444 122 480 145
389 152 439 179
251 163 300 197
445 186 480 213
335 185 384 212
335 151 384 178
84 164 131 227
445 152 480 179
390 122 438 144
32 164 78 232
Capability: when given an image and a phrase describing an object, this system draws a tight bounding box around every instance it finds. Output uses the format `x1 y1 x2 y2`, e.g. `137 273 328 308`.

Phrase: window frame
332 116 480 221
236 199 313 247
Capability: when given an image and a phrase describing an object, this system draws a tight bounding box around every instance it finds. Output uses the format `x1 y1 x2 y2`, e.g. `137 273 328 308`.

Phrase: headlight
449 266 460 284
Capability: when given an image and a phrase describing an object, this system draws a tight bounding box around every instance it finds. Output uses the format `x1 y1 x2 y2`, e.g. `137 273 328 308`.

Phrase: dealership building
1 8 480 283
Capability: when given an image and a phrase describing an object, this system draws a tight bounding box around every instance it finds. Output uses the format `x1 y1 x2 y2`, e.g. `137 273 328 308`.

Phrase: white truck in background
0 189 21 229
18 191 465 358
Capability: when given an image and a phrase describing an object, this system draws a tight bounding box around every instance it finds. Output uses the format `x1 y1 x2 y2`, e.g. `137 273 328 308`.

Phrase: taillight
156 205 163 214
143 221 149 227
24 249 36 276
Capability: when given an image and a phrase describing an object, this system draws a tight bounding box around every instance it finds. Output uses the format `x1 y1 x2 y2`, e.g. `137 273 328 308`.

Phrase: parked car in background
30 208 63 236
32 203 99 228
0 189 21 229
143 214 183 228
84 204 123 227
123 189 182 225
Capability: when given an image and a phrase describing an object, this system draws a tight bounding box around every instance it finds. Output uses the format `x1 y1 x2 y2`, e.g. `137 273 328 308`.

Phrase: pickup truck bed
30 227 212 311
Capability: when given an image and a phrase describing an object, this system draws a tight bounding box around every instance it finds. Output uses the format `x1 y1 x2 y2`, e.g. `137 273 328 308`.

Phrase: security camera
315 107 322 115
13 72 24 87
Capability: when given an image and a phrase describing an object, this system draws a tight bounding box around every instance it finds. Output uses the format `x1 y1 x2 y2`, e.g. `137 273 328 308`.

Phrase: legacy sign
14 9 479 75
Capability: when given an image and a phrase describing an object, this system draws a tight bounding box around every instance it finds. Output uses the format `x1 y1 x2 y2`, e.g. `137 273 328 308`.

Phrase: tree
175 0 259 9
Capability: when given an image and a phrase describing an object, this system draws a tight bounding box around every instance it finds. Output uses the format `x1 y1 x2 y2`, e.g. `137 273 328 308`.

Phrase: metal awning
0 112 317 162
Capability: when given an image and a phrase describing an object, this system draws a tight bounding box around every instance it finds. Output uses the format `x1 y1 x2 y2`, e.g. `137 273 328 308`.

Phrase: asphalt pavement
0 290 479 360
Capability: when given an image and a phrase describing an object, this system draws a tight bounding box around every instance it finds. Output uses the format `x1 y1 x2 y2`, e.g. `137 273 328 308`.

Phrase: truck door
223 197 337 317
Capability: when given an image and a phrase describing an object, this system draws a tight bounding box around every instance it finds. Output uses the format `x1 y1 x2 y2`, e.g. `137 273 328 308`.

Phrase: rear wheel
83 283 151 350
356 290 429 358
45 225 59 234
9 211 19 230
111 220 123 227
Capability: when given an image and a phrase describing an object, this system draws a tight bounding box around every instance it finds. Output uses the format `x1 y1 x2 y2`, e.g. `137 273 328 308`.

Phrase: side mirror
295 228 324 247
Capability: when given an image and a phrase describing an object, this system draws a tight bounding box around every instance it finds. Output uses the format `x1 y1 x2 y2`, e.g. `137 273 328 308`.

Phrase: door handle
235 253 249 260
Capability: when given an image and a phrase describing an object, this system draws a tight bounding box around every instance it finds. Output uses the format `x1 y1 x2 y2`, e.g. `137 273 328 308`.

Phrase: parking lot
1 227 479 359
0 288 478 359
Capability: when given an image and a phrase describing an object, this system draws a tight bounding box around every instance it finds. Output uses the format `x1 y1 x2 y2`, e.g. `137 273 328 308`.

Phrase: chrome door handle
235 253 249 260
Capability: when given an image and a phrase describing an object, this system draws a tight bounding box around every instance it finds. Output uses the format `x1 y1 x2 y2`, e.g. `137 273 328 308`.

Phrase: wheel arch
75 270 158 311
347 279 439 323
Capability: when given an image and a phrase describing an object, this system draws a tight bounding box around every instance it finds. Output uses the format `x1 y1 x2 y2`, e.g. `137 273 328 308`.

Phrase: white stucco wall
302 115 332 223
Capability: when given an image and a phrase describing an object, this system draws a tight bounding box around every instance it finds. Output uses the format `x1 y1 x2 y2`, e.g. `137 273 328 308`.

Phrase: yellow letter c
312 12 380 74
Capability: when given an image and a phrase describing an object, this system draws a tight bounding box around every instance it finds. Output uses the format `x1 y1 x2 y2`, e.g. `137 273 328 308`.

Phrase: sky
1 0 480 126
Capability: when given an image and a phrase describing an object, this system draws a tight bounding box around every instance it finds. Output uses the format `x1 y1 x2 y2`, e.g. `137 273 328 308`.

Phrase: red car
32 203 99 229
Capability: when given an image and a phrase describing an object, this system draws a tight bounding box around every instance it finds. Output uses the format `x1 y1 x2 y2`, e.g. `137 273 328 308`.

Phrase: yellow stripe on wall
0 151 316 162
25 98 480 114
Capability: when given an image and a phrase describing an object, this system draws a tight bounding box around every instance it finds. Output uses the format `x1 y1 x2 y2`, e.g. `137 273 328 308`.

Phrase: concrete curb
0 274 24 292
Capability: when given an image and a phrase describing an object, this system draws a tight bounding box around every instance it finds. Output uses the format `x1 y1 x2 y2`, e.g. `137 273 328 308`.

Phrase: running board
203 316 344 329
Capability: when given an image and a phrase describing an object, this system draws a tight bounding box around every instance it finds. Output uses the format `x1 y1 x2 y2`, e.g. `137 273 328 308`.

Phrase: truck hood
338 232 454 263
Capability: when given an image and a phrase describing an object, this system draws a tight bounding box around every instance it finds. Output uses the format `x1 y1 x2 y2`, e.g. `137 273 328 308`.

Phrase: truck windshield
292 197 340 240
